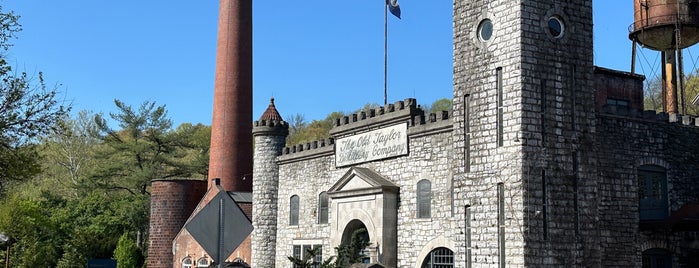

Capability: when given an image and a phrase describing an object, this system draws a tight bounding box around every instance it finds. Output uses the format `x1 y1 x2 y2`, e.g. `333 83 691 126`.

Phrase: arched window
421 247 454 268
290 195 300 225
642 248 672 268
196 257 210 267
638 165 668 221
181 256 193 268
417 179 431 218
318 192 329 224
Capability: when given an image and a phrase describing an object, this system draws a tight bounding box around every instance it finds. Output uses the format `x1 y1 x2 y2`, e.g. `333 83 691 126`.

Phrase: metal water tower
629 0 699 114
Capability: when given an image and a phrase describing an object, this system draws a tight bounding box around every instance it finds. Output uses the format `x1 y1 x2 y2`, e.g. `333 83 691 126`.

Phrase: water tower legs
663 50 679 115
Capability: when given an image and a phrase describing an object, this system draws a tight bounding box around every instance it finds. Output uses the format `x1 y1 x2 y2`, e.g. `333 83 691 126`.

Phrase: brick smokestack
209 0 253 192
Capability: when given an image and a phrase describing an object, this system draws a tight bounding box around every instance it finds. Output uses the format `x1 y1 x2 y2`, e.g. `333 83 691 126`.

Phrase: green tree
92 100 177 195
286 111 344 146
643 72 699 116
169 122 211 177
289 228 371 268
644 75 662 112
334 228 371 267
31 111 102 198
0 193 63 267
0 7 69 194
427 98 453 114
114 232 142 268
681 70 699 116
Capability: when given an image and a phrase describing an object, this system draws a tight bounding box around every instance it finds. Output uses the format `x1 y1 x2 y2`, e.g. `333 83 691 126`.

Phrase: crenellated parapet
252 119 289 137
601 104 699 128
279 98 453 161
330 98 421 137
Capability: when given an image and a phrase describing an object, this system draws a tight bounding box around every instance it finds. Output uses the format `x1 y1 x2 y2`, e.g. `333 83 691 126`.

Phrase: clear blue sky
3 1 698 126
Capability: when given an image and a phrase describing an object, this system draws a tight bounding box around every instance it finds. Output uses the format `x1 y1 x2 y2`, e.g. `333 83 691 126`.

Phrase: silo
629 0 699 114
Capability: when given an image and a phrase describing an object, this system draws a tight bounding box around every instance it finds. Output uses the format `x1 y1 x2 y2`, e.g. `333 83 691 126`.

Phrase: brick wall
148 179 207 268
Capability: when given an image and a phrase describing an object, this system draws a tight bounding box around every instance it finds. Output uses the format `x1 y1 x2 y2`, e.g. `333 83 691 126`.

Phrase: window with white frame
196 257 210 267
292 244 322 268
181 256 193 268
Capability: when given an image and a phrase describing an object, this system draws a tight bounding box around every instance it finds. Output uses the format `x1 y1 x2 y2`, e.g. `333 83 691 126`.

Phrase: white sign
335 123 408 167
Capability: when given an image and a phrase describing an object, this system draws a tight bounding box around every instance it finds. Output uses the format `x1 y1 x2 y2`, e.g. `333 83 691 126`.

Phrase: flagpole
384 1 388 106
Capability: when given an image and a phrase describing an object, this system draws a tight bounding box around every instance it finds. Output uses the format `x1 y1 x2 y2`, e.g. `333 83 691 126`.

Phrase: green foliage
114 232 142 268
682 70 699 116
427 98 453 114
288 229 370 268
0 8 69 194
644 75 662 112
30 110 103 198
0 194 62 267
644 72 699 116
286 111 344 146
334 228 371 267
92 100 180 195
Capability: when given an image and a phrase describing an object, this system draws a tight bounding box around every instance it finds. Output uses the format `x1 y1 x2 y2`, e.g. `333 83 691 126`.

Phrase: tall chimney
208 0 253 192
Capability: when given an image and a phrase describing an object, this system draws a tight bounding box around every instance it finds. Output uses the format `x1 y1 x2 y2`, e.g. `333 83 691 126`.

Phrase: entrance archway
340 219 371 264
341 219 369 245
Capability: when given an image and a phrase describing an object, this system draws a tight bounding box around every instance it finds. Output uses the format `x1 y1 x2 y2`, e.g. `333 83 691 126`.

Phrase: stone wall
597 112 699 267
272 104 453 267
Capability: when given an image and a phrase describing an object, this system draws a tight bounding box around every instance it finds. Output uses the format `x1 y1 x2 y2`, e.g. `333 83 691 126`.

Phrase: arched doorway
420 247 454 268
340 219 371 264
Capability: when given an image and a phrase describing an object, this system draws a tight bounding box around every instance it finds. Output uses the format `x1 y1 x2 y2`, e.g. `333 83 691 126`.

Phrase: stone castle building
250 0 699 267
149 0 699 267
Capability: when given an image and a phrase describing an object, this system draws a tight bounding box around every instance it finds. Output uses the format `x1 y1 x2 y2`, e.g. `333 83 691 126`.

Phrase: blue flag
386 0 401 19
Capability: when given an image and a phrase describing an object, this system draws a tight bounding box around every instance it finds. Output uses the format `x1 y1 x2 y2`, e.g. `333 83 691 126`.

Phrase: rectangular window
497 183 505 268
318 192 329 224
606 98 630 107
496 67 504 147
464 94 471 172
292 245 302 268
313 245 322 268
465 205 472 268
540 79 547 143
542 169 548 240
572 151 580 235
292 244 323 268
571 64 577 131
639 165 668 220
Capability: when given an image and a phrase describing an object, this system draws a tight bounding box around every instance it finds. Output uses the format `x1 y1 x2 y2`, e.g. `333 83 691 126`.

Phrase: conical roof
259 98 283 121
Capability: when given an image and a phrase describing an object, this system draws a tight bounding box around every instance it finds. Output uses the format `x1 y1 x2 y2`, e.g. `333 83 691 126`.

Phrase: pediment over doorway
328 167 399 198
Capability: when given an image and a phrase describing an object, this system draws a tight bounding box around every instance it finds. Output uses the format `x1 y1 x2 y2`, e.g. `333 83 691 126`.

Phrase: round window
477 19 493 42
547 16 564 38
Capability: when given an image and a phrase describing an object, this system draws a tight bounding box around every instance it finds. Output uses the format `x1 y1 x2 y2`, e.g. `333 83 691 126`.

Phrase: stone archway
328 167 399 267
340 219 372 264
341 219 370 246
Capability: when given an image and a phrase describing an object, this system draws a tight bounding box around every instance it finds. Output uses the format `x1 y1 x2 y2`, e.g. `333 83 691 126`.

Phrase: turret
251 98 288 267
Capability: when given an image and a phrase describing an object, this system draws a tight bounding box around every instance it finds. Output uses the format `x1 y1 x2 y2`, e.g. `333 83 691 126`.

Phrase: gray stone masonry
252 119 288 268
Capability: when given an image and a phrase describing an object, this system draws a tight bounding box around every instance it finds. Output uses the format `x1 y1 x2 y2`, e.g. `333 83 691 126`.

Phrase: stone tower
251 98 288 268
208 0 253 192
452 0 599 266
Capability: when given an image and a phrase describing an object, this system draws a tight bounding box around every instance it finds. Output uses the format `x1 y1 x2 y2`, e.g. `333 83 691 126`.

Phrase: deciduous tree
0 7 69 194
